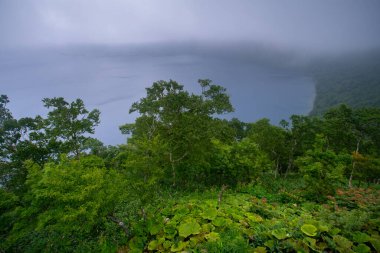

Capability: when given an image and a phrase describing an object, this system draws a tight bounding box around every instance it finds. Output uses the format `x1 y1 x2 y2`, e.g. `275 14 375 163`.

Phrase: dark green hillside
310 51 380 115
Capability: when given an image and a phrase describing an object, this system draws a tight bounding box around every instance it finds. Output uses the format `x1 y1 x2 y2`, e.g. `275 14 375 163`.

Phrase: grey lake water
0 45 315 144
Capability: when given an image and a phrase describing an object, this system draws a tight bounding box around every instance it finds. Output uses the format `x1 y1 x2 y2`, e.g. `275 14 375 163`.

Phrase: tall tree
283 115 322 174
0 95 16 161
121 79 233 186
322 104 357 153
295 135 349 200
247 118 287 177
42 97 100 159
1 95 49 192
2 156 127 252
322 105 380 186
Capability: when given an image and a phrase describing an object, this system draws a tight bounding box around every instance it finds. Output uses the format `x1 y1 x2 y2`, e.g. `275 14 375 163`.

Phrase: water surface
0 45 315 144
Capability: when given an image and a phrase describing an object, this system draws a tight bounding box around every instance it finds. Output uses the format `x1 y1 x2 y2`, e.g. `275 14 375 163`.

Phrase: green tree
322 105 380 186
209 138 271 186
322 104 357 153
42 97 100 159
121 79 233 186
0 95 16 162
295 135 349 200
0 96 48 193
1 96 100 193
3 156 127 252
228 118 248 141
247 118 287 177
284 115 322 174
352 107 380 155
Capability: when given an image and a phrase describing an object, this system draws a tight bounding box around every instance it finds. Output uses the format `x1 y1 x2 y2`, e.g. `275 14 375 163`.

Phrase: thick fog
1 0 379 53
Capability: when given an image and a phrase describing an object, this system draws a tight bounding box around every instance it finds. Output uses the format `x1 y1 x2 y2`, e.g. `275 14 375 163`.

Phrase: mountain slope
309 51 380 115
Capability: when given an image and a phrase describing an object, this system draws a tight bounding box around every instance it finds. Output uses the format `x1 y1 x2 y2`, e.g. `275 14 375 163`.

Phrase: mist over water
2 0 379 144
0 45 315 144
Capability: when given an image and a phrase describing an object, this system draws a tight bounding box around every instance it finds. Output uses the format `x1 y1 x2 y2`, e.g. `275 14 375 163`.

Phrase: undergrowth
119 181 380 252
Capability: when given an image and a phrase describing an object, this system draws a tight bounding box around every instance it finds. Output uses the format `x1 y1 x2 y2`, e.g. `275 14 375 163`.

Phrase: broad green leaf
247 213 263 223
164 225 177 239
330 227 341 235
354 244 371 253
254 246 267 253
163 240 171 249
178 220 201 238
333 235 353 251
157 237 165 244
239 219 249 227
286 238 309 252
317 222 329 232
201 207 218 220
128 249 143 253
271 228 288 240
370 237 380 252
212 217 227 227
148 240 159 251
303 237 317 250
170 241 188 252
128 236 145 251
316 242 328 251
205 232 220 242
148 222 162 235
301 224 318 237
352 232 371 243
264 240 275 249
231 213 244 221
174 206 190 216
189 237 199 247
201 223 214 233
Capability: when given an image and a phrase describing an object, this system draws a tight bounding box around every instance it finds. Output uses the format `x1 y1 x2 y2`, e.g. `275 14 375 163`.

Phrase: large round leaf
212 217 227 227
148 222 162 235
352 232 371 243
333 235 353 251
354 244 371 253
148 240 159 251
301 224 318 237
205 232 220 242
171 241 188 252
271 228 288 240
201 207 218 220
178 220 201 238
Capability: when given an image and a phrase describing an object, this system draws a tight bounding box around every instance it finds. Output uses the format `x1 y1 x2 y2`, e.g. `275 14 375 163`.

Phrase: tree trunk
170 152 176 187
217 185 227 210
141 208 147 221
348 169 354 188
275 157 279 179
169 151 188 187
349 139 360 188
107 215 129 235
172 163 176 187
285 140 296 178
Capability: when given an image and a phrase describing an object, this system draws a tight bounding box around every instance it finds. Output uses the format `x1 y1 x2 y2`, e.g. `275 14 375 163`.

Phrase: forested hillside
1 80 380 252
310 51 380 115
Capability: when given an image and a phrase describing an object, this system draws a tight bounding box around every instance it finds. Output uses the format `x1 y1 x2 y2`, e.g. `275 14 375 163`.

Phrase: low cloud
0 0 379 54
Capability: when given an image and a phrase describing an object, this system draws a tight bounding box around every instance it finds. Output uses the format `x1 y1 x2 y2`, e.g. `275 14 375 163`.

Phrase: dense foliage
310 52 380 115
1 79 379 252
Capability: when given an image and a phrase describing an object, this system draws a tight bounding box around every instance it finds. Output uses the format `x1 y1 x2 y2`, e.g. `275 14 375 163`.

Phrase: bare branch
107 214 129 236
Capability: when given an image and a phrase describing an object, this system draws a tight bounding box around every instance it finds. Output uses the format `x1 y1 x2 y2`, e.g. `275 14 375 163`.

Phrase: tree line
1 80 380 251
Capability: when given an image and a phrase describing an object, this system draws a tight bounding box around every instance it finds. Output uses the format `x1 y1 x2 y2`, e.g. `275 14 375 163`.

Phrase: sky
1 0 380 53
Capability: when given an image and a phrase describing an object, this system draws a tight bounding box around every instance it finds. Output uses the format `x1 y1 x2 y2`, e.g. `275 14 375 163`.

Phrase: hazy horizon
1 0 380 54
